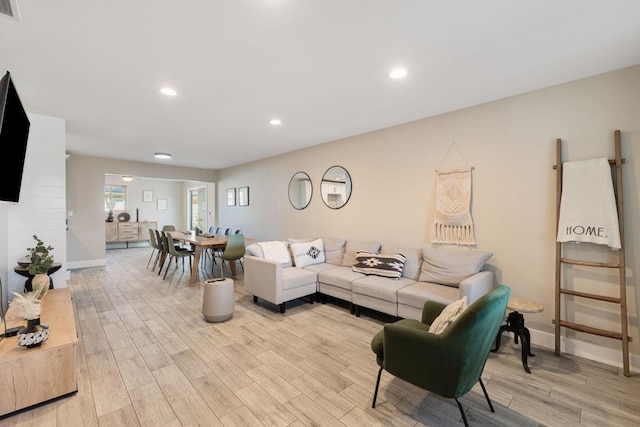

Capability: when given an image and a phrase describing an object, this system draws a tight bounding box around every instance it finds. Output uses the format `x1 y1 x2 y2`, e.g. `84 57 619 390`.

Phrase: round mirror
288 172 313 210
321 166 352 209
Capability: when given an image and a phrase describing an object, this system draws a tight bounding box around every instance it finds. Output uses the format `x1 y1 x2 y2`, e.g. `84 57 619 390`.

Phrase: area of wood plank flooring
1 247 638 426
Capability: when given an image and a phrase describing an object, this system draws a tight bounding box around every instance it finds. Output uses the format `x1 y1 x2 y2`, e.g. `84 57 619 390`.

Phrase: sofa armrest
458 270 494 304
244 256 283 304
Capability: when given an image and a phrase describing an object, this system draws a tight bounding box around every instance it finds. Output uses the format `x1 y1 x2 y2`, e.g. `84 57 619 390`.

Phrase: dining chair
211 227 231 263
164 233 194 279
214 234 245 278
234 229 243 234
208 226 215 233
162 225 176 232
147 229 159 269
153 230 167 273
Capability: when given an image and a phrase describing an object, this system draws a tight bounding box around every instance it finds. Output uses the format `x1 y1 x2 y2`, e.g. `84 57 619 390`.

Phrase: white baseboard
66 259 106 270
529 328 639 373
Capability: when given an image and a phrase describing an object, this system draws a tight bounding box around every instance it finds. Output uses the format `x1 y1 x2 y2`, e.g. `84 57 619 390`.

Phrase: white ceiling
2 1 640 170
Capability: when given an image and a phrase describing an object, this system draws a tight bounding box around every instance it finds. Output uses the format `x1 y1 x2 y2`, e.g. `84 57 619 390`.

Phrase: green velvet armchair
370 285 510 426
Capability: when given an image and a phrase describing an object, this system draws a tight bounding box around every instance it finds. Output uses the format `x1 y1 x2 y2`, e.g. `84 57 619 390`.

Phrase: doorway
189 187 207 232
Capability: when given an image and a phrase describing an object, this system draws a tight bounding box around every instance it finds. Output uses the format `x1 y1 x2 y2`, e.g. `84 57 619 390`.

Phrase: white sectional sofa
243 237 495 318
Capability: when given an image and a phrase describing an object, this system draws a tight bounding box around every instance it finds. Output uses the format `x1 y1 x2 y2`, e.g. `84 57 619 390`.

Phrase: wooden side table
0 288 78 416
492 297 544 373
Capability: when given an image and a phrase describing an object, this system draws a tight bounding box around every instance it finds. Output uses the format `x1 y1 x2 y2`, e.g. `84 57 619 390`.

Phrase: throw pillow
352 251 407 279
287 237 315 265
428 297 468 334
290 238 325 268
419 248 492 286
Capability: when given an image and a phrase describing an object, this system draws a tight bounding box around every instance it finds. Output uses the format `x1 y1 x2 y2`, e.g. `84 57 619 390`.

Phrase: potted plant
105 192 115 222
27 235 55 290
9 282 49 320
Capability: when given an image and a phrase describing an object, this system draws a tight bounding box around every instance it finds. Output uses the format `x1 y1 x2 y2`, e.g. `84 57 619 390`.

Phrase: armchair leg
372 366 383 408
279 303 286 314
455 398 469 427
253 295 258 303
479 378 495 412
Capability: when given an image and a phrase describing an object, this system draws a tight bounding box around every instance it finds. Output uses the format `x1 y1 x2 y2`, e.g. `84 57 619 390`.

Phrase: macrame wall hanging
431 142 476 245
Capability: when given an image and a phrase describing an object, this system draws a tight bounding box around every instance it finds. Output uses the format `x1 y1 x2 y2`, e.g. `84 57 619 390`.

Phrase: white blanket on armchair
556 157 621 249
258 241 291 264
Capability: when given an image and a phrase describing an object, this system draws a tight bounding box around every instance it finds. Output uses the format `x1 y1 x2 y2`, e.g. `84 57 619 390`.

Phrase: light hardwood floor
1 247 638 426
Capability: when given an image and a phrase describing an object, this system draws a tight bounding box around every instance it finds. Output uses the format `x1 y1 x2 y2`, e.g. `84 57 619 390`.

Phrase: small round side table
492 296 544 373
14 262 62 292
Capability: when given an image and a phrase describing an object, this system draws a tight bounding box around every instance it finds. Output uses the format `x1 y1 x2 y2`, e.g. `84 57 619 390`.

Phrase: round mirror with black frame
288 171 313 210
321 165 352 209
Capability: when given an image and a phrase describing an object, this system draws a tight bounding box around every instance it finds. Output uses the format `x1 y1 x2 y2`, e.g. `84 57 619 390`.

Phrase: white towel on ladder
556 157 621 249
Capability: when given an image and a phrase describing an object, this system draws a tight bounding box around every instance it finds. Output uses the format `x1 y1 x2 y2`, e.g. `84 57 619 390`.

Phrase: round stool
202 278 234 322
492 297 544 373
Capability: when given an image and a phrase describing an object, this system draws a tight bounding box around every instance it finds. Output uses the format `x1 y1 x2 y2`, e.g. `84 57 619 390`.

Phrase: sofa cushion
318 266 365 290
428 297 468 334
342 240 381 267
397 282 459 307
380 244 422 280
321 237 347 265
281 267 318 291
290 238 325 268
304 263 340 274
352 251 406 279
419 248 492 286
352 276 416 303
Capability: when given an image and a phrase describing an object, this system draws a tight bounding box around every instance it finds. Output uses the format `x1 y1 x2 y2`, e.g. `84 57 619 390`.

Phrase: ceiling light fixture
269 119 282 126
121 176 134 182
160 87 177 96
154 152 172 160
387 68 408 79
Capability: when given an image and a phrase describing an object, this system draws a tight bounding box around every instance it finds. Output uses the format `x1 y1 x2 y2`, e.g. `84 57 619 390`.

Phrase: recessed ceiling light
387 68 408 79
154 152 172 159
269 119 282 126
121 176 134 182
160 87 177 96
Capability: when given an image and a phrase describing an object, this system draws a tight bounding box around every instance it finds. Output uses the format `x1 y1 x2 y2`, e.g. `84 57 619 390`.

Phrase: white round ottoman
202 278 234 322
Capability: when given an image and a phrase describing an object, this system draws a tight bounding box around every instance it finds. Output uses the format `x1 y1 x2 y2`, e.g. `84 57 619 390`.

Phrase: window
105 185 126 212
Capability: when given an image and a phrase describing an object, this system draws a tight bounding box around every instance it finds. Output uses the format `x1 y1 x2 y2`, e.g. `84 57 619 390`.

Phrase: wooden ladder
554 130 631 377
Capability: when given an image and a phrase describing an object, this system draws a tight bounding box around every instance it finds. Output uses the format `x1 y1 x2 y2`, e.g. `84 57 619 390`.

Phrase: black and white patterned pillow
290 238 325 268
352 251 406 279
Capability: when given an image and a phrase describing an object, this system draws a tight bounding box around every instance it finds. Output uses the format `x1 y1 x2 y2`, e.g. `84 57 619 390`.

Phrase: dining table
168 231 254 283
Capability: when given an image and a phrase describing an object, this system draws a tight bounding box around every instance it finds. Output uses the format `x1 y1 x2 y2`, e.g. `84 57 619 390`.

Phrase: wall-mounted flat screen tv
0 71 30 203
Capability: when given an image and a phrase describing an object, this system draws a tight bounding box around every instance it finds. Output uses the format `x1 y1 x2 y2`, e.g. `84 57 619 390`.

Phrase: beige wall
217 65 640 367
66 155 216 268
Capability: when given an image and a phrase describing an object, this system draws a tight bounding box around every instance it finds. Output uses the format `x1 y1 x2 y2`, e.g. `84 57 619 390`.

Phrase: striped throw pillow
352 251 406 279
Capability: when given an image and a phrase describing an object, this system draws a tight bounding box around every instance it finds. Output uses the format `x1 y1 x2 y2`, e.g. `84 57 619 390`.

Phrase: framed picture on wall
157 198 167 210
143 190 153 202
238 186 249 206
227 188 236 206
